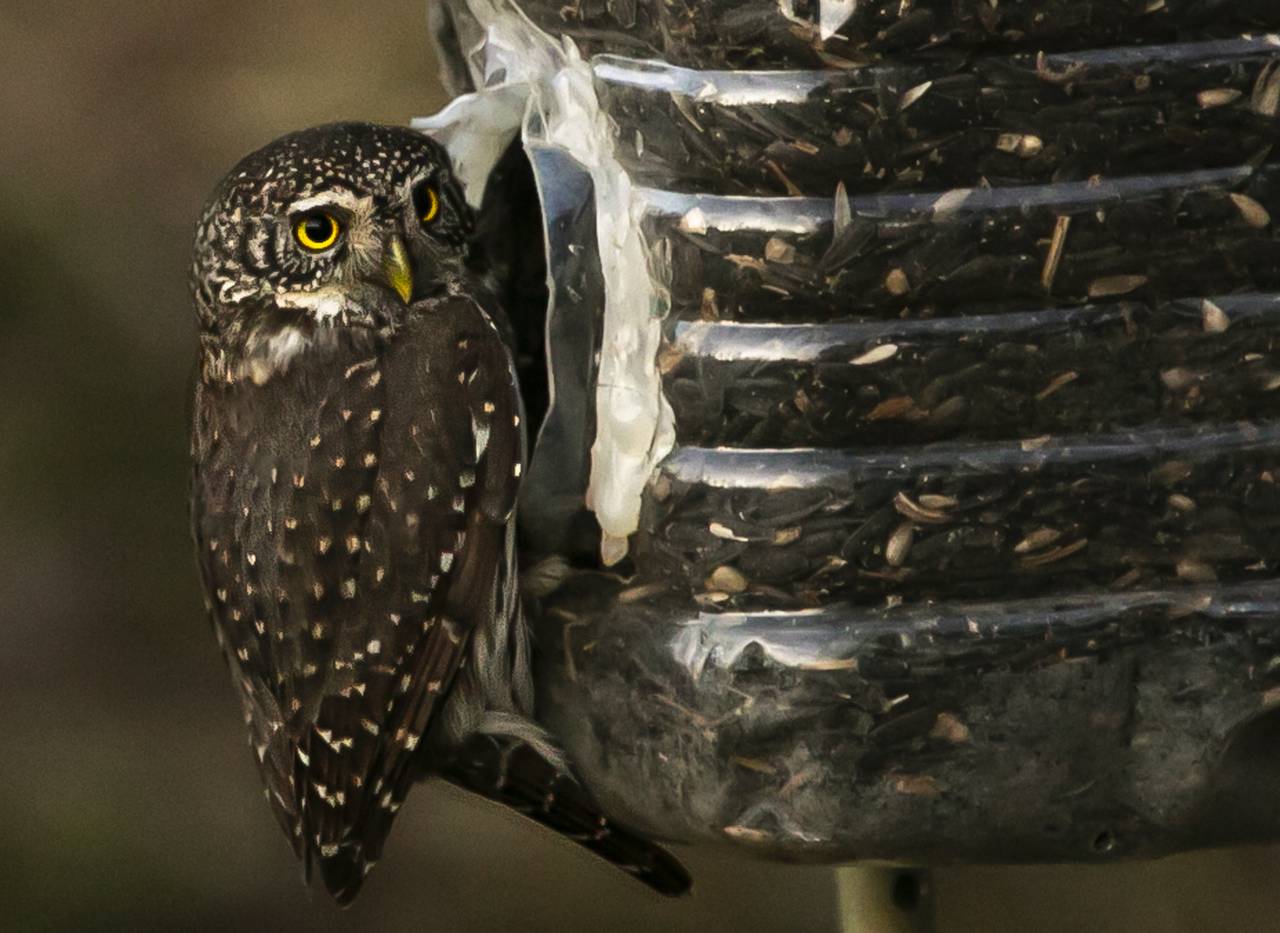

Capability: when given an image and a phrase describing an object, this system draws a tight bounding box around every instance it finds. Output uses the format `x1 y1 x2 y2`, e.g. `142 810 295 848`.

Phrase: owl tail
443 731 693 897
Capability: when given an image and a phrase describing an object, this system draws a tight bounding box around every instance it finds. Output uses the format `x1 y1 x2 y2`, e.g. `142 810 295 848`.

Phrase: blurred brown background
3 2 1280 931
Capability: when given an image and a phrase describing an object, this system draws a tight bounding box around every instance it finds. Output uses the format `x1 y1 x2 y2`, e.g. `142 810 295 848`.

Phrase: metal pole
837 867 935 933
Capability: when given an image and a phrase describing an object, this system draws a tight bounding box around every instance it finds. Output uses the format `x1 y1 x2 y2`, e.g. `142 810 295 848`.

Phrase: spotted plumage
189 123 689 903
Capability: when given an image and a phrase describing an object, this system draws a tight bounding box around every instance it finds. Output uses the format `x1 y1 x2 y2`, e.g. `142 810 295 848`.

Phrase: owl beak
382 236 414 304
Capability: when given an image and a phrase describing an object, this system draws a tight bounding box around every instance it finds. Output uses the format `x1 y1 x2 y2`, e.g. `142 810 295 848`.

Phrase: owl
189 123 688 903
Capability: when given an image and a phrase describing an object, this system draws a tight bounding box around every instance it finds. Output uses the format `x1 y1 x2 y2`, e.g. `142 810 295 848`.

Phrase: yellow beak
383 236 413 304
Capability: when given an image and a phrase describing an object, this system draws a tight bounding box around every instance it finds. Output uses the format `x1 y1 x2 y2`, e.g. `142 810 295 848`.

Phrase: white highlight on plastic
592 55 827 105
818 0 856 41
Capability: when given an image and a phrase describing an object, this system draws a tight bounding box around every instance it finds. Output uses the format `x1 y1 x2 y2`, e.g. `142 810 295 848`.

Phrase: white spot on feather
264 325 309 365
277 288 350 325
472 416 490 460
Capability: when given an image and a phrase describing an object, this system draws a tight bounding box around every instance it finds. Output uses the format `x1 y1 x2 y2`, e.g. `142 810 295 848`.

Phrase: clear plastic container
430 1 1280 861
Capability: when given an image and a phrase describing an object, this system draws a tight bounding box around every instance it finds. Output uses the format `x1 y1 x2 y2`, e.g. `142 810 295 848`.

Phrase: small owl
189 123 688 903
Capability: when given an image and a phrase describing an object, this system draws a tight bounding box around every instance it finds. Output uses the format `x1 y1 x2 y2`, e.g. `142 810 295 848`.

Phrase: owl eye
294 212 341 252
414 184 440 227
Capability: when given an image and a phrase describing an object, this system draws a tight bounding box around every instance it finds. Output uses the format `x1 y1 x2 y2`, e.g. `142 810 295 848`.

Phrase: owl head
191 122 474 384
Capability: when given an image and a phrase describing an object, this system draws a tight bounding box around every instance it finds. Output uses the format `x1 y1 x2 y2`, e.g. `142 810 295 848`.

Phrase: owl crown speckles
190 123 475 384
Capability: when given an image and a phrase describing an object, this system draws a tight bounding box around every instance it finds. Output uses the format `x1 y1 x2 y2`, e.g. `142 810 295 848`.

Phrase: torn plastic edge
427 0 675 565
412 84 529 209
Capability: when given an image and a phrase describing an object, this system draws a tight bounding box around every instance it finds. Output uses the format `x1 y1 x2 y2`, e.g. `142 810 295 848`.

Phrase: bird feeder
423 0 1280 874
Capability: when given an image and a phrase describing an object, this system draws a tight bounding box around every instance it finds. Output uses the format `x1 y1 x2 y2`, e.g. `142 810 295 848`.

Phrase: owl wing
192 294 522 901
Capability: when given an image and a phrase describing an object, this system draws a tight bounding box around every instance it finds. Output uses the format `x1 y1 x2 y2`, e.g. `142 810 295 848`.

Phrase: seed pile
643 426 1280 611
598 38 1280 196
643 155 1280 609
655 162 1280 323
523 0 1275 69
663 296 1280 448
533 572 1280 858
488 0 1280 861
498 12 1280 679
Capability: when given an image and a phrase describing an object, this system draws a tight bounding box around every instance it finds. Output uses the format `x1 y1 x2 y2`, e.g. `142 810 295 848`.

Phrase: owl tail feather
443 732 693 897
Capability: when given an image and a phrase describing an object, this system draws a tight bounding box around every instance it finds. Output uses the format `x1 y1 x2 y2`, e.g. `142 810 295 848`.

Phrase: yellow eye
418 186 439 225
294 212 341 251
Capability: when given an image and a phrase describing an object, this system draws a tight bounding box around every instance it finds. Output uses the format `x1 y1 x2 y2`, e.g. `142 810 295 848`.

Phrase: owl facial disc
190 122 475 385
